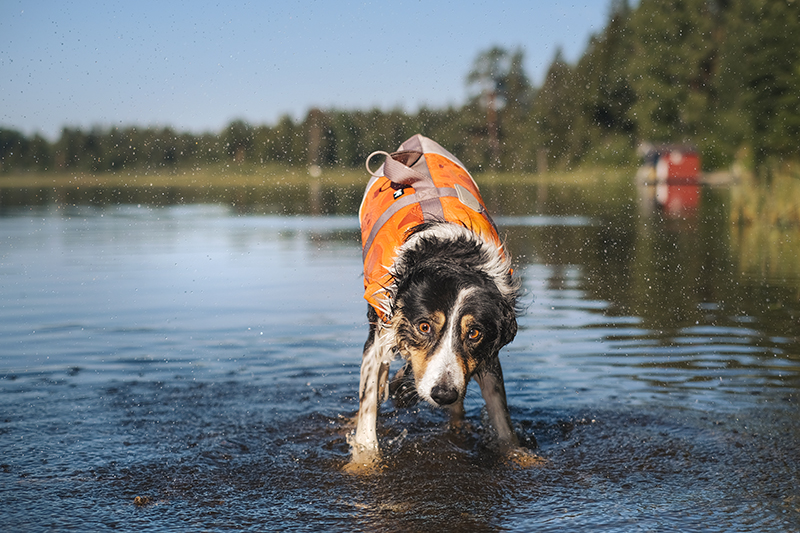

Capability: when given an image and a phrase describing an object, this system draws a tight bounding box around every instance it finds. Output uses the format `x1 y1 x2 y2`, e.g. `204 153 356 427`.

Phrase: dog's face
392 266 517 408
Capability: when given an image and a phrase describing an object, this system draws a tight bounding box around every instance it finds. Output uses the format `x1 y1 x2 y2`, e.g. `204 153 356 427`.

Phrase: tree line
2 0 798 177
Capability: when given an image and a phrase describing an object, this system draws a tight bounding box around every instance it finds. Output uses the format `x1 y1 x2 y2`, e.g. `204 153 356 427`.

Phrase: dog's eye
418 322 432 334
468 328 481 341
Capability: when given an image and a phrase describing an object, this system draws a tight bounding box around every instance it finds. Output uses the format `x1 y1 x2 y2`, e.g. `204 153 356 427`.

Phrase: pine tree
530 48 576 169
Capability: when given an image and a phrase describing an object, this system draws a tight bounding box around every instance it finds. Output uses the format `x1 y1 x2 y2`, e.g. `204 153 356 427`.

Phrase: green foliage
0 128 53 171
1 0 797 179
627 0 718 141
717 0 800 167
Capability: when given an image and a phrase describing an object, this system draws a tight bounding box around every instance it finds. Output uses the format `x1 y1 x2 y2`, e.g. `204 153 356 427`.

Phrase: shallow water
2 194 800 532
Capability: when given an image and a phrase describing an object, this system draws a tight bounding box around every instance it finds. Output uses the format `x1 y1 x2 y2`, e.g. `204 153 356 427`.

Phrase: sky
1 0 616 140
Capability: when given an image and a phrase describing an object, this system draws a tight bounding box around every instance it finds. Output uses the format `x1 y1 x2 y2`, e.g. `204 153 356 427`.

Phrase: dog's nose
431 384 459 406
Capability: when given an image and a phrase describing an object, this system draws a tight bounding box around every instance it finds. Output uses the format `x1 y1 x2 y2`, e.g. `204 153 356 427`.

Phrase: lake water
1 183 799 532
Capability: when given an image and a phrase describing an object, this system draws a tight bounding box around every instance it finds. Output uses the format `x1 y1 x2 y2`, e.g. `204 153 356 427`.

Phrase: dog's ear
497 302 518 348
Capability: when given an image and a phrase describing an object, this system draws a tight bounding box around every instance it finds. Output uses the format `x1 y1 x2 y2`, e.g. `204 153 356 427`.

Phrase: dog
347 134 529 470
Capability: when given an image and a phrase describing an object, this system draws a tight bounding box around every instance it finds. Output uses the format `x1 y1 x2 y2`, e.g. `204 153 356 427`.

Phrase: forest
1 0 798 179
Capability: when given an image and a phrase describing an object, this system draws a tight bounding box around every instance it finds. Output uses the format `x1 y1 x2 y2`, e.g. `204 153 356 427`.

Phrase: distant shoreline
0 165 634 190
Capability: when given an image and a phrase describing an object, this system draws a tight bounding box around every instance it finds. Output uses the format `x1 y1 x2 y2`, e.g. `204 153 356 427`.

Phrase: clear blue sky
1 0 616 140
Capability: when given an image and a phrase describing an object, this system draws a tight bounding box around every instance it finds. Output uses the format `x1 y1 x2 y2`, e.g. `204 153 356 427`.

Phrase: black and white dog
348 135 530 470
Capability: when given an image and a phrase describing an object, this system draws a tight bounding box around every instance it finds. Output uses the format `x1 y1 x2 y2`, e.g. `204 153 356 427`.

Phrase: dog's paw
344 431 382 475
503 446 548 468
343 448 382 475
343 456 382 475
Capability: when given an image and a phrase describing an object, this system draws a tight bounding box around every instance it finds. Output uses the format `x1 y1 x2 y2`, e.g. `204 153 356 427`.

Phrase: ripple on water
2 207 799 531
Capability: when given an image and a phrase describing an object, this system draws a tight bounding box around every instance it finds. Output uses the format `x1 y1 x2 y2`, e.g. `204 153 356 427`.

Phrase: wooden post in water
307 109 323 215
308 172 321 215
537 148 548 175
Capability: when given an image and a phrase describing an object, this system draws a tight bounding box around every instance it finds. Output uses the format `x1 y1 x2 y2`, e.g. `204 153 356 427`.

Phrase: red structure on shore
637 144 701 216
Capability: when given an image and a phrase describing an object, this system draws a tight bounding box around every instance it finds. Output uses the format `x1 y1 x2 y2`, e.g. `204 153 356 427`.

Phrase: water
1 187 799 532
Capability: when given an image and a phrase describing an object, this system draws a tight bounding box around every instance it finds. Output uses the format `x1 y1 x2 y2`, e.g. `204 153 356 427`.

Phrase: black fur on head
382 222 519 406
394 259 518 352
390 221 519 328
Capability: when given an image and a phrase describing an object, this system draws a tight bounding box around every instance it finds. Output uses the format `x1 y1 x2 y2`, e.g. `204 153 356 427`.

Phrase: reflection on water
0 179 632 218
0 183 366 215
637 181 702 219
1 186 799 532
731 221 800 284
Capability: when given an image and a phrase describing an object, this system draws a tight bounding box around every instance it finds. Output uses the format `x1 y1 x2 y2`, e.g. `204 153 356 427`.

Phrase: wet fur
348 221 523 467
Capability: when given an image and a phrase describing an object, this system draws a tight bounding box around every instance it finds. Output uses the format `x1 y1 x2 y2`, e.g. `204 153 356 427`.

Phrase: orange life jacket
359 134 501 321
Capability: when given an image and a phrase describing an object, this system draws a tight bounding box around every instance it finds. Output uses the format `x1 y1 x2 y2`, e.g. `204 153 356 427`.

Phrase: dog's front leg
347 334 383 470
474 357 519 449
475 357 545 467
